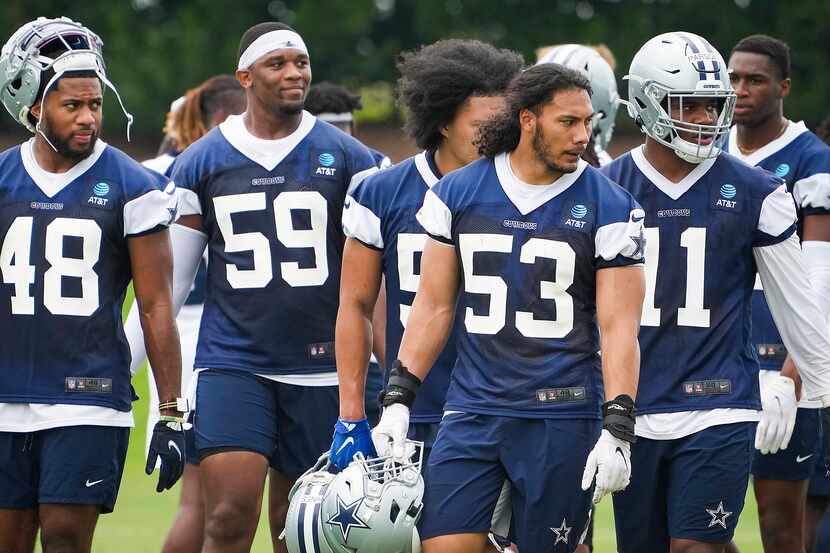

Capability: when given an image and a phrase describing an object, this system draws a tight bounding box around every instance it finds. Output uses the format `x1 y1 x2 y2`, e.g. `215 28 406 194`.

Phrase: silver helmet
623 31 736 164
537 44 619 151
0 17 133 140
285 443 425 553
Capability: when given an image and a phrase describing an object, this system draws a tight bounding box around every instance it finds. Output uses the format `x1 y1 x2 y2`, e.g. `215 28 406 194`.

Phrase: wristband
159 415 185 424
159 397 189 413
602 394 637 443
381 360 421 408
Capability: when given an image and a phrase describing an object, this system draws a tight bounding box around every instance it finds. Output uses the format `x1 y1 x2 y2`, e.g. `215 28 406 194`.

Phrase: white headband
317 112 353 123
237 30 308 70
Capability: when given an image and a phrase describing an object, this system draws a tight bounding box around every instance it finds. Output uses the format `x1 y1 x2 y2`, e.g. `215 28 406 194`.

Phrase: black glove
145 418 186 492
380 360 421 408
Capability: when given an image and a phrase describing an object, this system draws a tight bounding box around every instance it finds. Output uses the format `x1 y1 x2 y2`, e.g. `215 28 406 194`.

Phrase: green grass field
64 292 766 552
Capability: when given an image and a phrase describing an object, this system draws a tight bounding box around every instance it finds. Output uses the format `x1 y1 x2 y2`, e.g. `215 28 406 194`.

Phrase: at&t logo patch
313 151 340 179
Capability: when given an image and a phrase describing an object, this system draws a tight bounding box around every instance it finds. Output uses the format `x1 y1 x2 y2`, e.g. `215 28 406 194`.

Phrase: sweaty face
728 51 787 127
530 88 593 174
443 95 506 167
244 49 311 116
35 76 102 160
667 96 720 145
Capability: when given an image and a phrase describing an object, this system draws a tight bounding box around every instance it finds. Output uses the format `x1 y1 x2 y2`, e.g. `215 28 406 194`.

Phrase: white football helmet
537 44 618 151
284 442 424 553
0 17 132 140
623 31 736 164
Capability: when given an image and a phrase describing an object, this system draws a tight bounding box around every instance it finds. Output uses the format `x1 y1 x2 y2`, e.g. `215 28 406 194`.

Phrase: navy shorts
613 422 755 551
418 412 598 552
408 421 440 466
0 425 129 513
752 407 820 481
809 413 830 497
194 369 339 480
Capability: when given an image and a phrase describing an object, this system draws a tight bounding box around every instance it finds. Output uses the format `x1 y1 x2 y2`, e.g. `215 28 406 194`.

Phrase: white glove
581 429 632 504
371 403 410 459
755 374 797 454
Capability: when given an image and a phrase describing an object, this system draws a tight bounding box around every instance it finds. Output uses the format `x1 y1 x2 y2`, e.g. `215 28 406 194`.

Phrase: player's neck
735 111 788 155
32 135 81 173
642 139 697 183
509 142 562 185
433 146 463 177
242 104 302 141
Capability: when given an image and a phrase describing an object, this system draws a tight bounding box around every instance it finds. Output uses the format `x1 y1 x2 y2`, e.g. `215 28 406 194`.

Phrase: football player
305 81 391 170
372 62 646 553
536 44 619 167
603 32 830 553
723 34 830 553
124 74 245 553
0 16 184 553
165 22 378 553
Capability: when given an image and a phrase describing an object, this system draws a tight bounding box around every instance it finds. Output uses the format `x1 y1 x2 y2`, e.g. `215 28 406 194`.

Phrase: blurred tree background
2 0 829 143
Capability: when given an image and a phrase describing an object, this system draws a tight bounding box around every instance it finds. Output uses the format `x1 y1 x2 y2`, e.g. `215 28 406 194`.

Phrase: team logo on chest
559 200 595 232
87 181 112 208
312 150 342 180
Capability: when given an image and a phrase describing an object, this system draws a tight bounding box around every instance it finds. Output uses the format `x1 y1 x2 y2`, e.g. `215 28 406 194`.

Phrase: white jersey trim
594 208 646 262
726 121 808 166
123 183 178 236
347 166 379 196
176 187 201 216
793 172 830 211
495 152 587 215
635 408 759 440
0 403 134 432
416 189 453 240
218 111 316 172
256 371 339 386
757 183 797 238
20 138 107 198
630 145 717 200
342 195 383 248
414 151 440 187
142 153 176 175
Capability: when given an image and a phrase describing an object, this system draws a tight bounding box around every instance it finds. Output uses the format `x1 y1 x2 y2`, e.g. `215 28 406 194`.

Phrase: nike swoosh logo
336 437 355 455
85 479 104 487
342 422 356 432
168 440 182 460
796 454 814 463
631 215 644 222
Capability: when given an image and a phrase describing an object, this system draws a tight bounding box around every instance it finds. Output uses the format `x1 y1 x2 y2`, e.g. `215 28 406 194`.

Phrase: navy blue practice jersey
171 113 377 375
344 151 458 423
725 123 830 371
602 147 797 414
417 154 645 418
0 139 176 410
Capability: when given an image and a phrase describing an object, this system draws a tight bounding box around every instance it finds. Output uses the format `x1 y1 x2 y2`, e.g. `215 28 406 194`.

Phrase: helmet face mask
285 442 425 553
623 32 736 164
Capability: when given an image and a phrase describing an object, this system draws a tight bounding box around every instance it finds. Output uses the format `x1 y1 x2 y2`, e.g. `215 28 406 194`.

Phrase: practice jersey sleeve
416 188 453 245
342 172 385 249
594 198 646 269
123 179 178 237
753 181 797 247
169 145 206 217
792 147 830 216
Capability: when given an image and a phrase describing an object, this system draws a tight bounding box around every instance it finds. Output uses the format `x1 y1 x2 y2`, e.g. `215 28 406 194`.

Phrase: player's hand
755 374 797 455
330 418 377 470
371 403 409 459
145 418 185 492
581 429 631 504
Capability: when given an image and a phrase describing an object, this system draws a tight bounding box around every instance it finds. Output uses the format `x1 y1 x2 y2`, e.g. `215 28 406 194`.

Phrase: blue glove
145 418 186 492
330 418 376 470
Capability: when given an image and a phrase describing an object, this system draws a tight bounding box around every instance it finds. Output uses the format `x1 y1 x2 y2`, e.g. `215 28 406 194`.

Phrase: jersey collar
726 120 808 167
21 138 107 198
414 151 440 187
219 111 316 171
630 145 717 201
495 152 587 215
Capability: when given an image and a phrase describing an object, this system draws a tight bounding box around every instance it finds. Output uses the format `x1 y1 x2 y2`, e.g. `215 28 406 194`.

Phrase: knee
269 493 289 530
757 504 800 546
40 523 89 553
204 501 258 543
670 539 724 553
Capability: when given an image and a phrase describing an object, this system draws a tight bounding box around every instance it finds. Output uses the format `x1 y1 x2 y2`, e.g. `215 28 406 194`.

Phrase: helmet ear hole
9 78 21 91
389 500 400 523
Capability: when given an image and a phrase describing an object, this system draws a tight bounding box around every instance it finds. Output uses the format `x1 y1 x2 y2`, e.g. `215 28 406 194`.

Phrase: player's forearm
336 300 374 420
140 302 182 404
371 279 387 367
397 295 455 383
754 238 830 402
596 266 644 400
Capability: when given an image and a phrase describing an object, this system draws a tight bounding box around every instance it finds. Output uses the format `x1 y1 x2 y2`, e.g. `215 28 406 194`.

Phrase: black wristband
602 394 637 443
381 360 421 409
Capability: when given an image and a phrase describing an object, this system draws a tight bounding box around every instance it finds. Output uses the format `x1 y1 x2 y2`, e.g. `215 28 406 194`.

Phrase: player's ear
519 107 536 133
235 69 253 90
439 122 450 140
29 99 41 120
778 77 791 99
